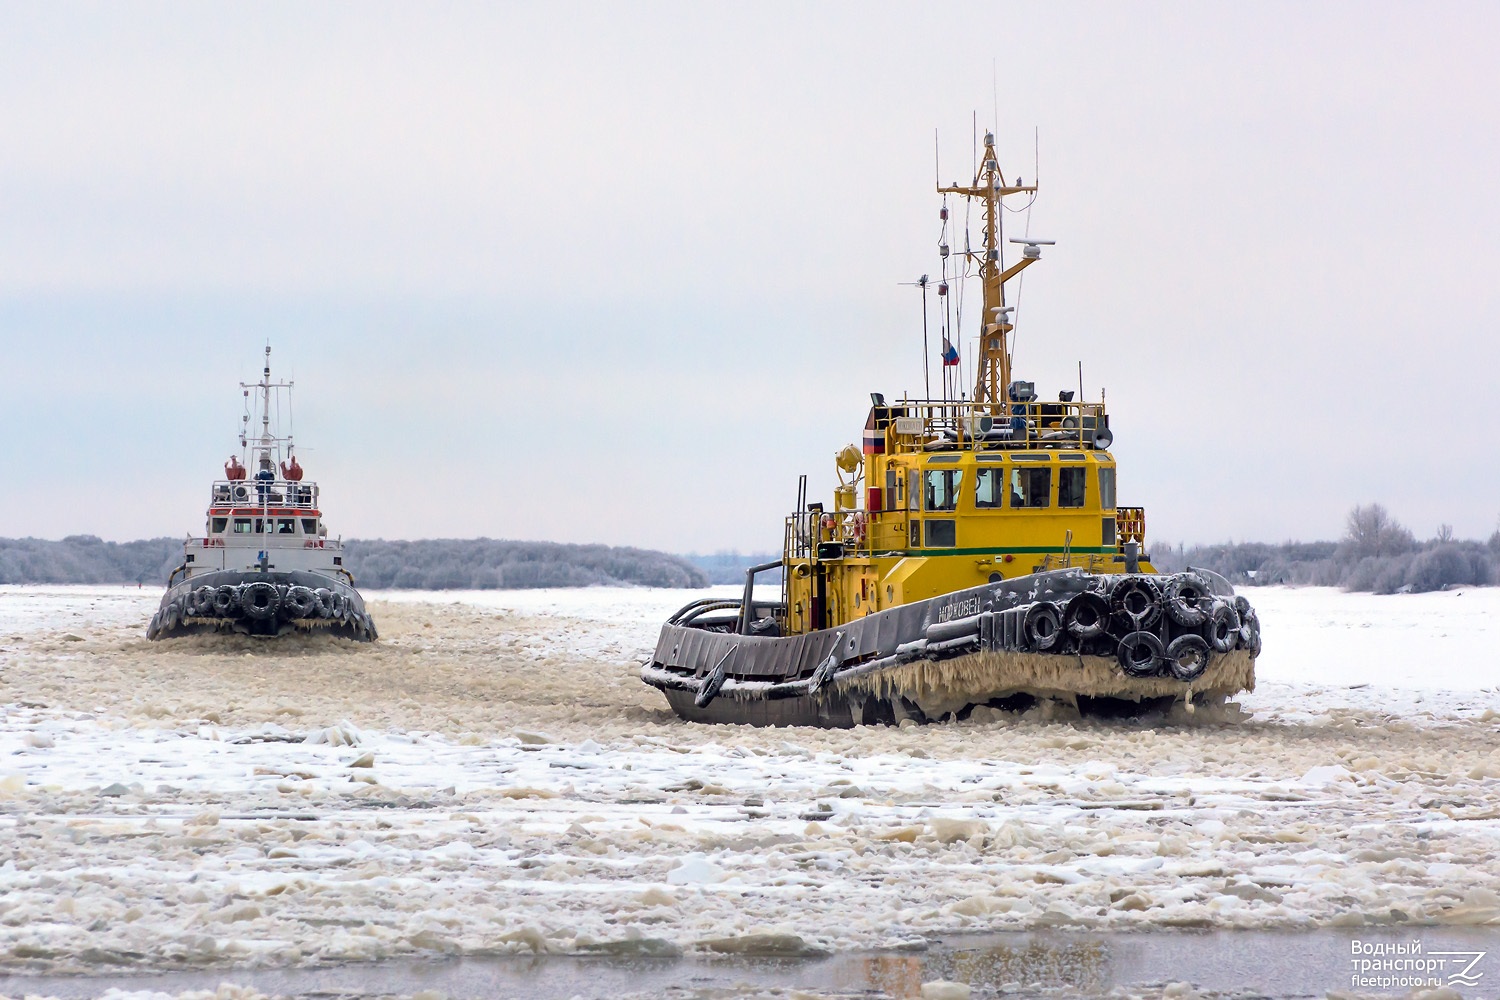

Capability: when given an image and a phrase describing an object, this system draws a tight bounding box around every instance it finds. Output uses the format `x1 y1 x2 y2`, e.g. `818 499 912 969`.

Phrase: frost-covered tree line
0 536 707 589
1154 504 1500 593
341 539 707 589
682 551 784 585
0 536 182 585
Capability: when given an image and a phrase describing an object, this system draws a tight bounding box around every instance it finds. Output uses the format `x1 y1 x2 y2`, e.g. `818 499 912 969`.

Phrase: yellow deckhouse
782 130 1151 637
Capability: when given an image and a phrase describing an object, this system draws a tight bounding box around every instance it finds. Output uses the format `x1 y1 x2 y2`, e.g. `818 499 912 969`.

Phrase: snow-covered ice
1 583 1498 984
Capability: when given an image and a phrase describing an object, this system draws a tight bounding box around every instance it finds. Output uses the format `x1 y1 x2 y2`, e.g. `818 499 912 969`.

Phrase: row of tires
150 582 375 638
183 582 352 621
1018 575 1261 682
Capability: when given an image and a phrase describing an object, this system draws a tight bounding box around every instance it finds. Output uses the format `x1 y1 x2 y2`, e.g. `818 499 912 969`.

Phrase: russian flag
941 339 960 366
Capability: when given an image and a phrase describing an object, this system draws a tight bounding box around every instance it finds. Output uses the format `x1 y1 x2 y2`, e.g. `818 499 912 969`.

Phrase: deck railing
876 398 1110 453
209 479 320 510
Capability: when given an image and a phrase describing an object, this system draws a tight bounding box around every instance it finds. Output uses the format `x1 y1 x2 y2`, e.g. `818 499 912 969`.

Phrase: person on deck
254 457 275 502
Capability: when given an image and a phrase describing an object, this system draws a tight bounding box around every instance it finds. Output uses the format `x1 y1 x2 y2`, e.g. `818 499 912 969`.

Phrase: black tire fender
1164 575 1212 626
1239 609 1262 656
1205 602 1241 654
213 585 239 616
1111 576 1163 630
1064 591 1111 640
1023 602 1064 651
284 586 319 619
241 581 280 620
1117 630 1166 677
1165 633 1212 681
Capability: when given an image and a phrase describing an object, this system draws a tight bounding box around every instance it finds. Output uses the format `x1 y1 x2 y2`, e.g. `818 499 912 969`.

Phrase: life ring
1117 630 1165 677
1023 602 1064 651
849 511 867 544
1164 575 1211 626
1205 602 1241 654
819 514 836 539
1110 576 1162 630
1165 633 1212 681
240 582 280 620
1064 591 1111 640
284 586 319 619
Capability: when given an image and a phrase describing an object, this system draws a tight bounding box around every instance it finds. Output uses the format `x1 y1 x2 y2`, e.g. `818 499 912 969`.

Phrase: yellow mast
937 131 1040 412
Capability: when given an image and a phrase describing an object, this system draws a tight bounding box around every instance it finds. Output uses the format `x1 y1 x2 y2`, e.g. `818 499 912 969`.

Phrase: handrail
875 398 1109 453
209 479 321 510
737 559 784 635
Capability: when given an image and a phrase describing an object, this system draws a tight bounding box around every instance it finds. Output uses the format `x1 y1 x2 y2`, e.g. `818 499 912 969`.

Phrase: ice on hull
643 568 1260 727
147 569 375 641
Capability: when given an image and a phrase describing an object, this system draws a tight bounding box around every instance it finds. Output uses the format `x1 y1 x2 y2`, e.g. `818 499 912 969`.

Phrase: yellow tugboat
642 130 1260 726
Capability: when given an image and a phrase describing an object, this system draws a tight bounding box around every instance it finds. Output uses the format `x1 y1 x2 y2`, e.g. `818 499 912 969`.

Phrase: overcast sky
3 2 1498 553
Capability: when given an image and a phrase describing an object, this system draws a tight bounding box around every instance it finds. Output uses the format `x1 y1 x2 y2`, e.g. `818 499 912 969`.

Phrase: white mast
238 344 295 469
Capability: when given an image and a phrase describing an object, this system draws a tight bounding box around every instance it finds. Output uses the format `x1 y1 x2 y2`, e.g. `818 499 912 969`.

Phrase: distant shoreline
0 536 711 590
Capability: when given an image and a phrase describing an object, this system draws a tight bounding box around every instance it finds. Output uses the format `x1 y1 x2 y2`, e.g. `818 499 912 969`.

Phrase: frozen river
1 584 1498 999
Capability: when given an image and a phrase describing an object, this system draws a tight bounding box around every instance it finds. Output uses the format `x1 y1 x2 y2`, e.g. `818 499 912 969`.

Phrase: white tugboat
147 347 376 641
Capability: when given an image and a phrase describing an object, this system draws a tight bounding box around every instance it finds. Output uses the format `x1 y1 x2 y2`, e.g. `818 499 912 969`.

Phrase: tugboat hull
642 569 1259 727
147 570 375 642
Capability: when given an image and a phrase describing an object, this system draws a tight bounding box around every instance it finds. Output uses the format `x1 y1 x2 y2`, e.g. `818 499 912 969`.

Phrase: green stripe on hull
873 546 1124 557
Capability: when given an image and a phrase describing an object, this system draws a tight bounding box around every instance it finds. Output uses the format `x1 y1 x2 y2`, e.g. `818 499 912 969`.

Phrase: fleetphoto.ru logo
1349 940 1485 990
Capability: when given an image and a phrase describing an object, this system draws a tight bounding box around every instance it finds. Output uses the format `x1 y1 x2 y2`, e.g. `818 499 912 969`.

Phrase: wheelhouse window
924 519 956 548
1011 467 1051 508
1058 467 1087 508
233 518 253 534
924 468 963 512
276 518 296 534
210 517 228 534
975 467 1004 508
301 518 318 534
1098 466 1117 509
